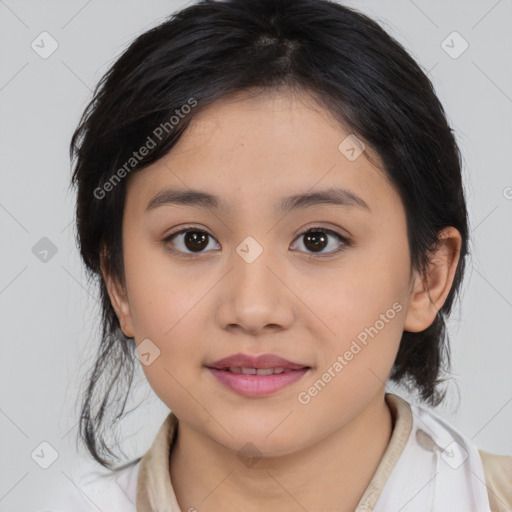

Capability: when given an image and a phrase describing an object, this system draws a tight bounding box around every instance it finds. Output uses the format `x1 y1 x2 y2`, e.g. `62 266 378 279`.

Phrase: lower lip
206 367 310 397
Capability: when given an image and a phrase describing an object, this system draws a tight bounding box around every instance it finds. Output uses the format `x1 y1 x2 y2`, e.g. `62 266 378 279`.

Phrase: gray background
0 0 511 509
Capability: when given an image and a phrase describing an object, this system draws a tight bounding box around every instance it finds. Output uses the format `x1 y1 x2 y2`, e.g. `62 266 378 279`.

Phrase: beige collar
136 392 413 511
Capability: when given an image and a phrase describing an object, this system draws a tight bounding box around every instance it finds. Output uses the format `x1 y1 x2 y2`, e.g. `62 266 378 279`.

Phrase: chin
215 421 308 459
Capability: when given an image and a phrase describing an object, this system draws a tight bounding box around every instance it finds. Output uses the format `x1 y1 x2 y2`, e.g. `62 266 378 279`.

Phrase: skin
102 87 462 512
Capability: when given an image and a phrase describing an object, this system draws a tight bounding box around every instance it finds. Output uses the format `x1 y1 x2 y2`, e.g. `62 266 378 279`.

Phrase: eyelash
162 225 351 259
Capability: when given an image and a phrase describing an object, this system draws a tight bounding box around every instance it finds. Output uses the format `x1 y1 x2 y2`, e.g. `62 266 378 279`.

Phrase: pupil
185 231 208 252
304 231 327 252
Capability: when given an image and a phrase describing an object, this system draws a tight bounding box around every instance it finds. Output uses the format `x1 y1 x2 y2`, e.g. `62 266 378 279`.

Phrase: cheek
122 238 211 385
123 231 204 337
298 237 410 374
127 272 210 414
295 263 408 420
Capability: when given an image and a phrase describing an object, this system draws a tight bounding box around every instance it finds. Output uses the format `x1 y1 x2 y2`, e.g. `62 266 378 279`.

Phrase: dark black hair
70 0 469 470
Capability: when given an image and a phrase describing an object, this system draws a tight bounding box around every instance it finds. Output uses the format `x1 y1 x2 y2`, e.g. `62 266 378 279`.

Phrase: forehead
125 88 399 217
176 87 355 158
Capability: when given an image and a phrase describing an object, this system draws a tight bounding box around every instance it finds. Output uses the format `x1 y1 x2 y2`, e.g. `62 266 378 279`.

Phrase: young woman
54 0 511 510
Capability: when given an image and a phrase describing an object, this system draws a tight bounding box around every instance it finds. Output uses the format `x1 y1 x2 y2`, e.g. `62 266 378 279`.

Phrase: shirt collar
136 392 413 511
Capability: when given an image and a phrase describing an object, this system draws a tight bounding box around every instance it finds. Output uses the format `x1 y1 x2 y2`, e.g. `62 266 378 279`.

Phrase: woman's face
111 88 418 456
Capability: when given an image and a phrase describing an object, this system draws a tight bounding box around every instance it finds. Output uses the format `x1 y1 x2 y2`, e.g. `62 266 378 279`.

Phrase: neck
170 391 393 512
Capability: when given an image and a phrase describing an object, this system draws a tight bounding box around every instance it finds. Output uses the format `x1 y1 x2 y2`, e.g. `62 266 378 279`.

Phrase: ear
404 227 462 333
100 247 135 338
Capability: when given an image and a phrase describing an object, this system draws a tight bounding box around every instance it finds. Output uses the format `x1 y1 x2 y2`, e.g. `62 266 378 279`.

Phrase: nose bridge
216 234 294 333
233 234 279 309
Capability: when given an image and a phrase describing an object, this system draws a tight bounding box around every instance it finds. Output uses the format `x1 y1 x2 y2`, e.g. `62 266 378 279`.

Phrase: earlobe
403 227 462 333
100 249 135 338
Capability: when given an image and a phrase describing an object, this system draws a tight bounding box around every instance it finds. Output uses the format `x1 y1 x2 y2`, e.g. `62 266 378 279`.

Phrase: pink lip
206 367 310 397
205 352 311 397
207 352 309 370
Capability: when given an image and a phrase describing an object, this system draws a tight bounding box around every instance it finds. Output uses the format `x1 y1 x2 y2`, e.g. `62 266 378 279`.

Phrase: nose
215 246 295 336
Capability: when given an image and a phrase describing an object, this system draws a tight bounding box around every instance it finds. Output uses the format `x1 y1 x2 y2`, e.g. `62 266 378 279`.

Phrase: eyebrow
145 186 370 215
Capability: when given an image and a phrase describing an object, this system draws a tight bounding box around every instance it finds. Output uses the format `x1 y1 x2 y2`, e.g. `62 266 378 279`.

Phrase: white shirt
43 393 512 511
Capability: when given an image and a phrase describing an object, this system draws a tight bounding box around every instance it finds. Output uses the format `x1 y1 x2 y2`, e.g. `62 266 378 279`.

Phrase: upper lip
206 353 310 370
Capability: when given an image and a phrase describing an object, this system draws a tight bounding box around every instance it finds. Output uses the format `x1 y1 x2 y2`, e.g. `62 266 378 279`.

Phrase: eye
163 227 220 256
290 227 350 257
162 225 350 258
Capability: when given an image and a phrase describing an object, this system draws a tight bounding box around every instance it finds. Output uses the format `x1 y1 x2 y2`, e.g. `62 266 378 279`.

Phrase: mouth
209 366 310 375
204 353 311 397
206 352 311 372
